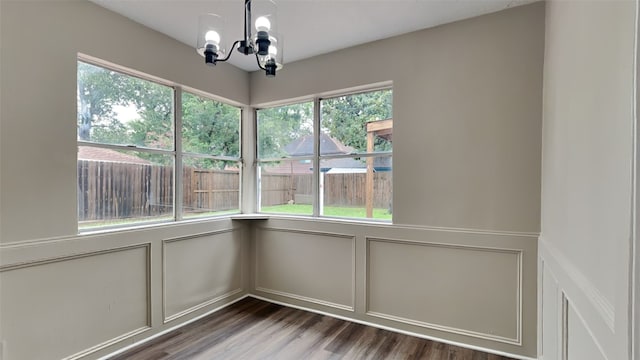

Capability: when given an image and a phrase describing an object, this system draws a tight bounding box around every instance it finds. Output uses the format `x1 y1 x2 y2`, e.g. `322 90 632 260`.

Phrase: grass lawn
261 203 392 220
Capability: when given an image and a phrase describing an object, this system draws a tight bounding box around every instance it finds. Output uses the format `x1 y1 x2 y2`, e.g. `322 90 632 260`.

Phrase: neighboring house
263 132 391 174
77 146 152 165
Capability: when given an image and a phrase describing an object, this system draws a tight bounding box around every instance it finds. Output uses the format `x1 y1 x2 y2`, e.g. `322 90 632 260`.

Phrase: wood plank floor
110 297 516 360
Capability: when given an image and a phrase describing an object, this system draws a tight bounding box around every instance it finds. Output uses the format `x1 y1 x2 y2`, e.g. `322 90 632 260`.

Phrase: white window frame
255 83 393 222
77 55 243 232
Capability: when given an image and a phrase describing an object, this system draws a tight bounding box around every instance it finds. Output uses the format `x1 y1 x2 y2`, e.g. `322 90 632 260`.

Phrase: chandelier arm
254 53 268 71
215 41 242 63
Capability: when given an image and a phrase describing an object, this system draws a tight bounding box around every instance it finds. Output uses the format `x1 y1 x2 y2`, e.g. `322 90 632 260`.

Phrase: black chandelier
196 0 283 77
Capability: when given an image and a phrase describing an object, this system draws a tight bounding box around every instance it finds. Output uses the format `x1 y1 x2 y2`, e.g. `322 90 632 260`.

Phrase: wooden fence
78 160 392 222
324 172 392 208
259 172 392 208
184 168 240 213
77 160 239 221
260 174 313 206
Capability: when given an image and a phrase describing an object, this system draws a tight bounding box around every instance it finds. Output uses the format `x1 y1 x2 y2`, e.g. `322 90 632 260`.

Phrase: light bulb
205 30 220 45
255 16 271 32
268 45 278 57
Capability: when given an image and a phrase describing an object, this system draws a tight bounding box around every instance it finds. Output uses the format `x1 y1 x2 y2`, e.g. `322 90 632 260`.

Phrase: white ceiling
91 0 538 72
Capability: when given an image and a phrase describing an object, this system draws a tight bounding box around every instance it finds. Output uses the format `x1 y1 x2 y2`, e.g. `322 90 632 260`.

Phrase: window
181 91 241 219
77 60 241 230
256 88 392 221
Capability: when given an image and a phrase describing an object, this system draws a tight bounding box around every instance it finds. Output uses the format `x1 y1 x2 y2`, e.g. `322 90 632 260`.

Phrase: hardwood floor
110 297 515 360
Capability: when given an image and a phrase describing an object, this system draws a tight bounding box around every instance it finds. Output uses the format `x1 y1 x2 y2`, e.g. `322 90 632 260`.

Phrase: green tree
77 62 240 168
321 89 392 152
126 80 174 151
77 62 132 142
182 92 240 159
257 102 313 158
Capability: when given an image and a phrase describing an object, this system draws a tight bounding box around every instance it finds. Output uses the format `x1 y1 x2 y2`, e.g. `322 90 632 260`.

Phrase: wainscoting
251 218 537 359
163 229 243 322
0 244 151 360
366 238 521 345
255 228 356 311
0 220 249 360
538 238 628 360
0 217 536 359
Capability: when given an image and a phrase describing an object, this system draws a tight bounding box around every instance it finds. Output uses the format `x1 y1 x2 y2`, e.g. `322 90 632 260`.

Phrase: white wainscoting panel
255 228 355 311
567 304 607 360
0 244 151 360
366 238 521 345
163 229 243 322
541 259 561 360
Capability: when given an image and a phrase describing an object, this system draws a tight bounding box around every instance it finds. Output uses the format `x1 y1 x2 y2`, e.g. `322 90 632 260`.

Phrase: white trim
251 81 392 108
538 257 544 358
0 243 151 272
313 96 321 217
78 53 177 88
164 289 244 323
632 1 640 359
76 141 175 156
65 326 151 360
365 236 523 345
254 287 354 312
253 227 357 311
162 228 237 243
561 292 568 360
254 86 394 220
0 243 154 360
174 86 184 222
97 292 534 360
254 226 355 239
255 215 538 237
75 56 242 234
95 294 251 360
562 292 611 360
161 228 241 322
540 238 615 331
0 217 536 254
366 310 520 345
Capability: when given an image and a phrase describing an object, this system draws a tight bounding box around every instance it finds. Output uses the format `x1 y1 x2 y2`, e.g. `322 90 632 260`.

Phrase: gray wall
0 1 544 359
250 3 544 358
0 2 251 359
0 0 249 243
251 4 543 233
539 1 636 359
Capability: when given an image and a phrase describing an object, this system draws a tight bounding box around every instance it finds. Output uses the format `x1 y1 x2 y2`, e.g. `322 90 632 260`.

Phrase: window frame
255 84 393 222
76 56 243 232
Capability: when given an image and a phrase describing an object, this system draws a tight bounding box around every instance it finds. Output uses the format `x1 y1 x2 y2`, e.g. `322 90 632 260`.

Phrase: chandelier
196 0 283 77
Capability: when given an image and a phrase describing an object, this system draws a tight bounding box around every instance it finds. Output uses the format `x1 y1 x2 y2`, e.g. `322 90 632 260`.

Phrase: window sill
233 213 393 226
230 214 270 220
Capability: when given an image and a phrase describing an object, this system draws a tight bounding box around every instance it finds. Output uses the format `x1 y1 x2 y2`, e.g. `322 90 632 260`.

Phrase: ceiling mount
196 0 283 77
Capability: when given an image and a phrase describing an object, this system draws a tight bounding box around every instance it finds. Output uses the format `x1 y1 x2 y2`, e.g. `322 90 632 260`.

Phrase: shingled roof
284 132 354 156
78 146 152 165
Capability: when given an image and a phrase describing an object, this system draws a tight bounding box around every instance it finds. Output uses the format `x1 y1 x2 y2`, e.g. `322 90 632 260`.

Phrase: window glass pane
319 156 392 221
77 147 174 230
77 61 174 150
257 102 314 159
258 160 313 215
182 92 240 157
320 89 392 155
182 157 240 218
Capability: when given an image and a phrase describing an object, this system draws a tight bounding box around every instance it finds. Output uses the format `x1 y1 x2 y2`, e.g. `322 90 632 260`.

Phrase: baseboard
248 294 537 360
97 292 535 360
96 294 251 360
